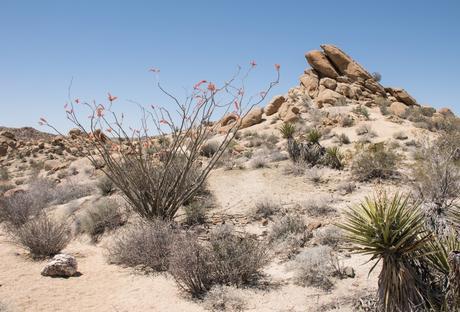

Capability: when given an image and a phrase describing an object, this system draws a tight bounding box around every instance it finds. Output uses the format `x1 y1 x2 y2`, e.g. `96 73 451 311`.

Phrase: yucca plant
306 128 322 144
279 123 296 139
322 146 343 170
424 233 460 310
339 192 432 312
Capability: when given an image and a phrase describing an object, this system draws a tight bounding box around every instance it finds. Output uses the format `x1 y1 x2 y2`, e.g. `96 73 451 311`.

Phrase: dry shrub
170 227 269 298
0 178 56 227
302 196 336 217
305 167 324 184
204 285 246 312
80 199 126 242
253 198 281 220
355 124 375 136
292 245 337 290
183 197 213 225
336 181 356 195
108 220 175 271
283 161 306 176
0 168 8 181
340 115 354 127
12 214 71 259
315 225 343 248
249 156 269 169
269 213 306 242
0 183 14 196
201 141 220 158
393 131 408 140
53 181 93 204
351 142 399 181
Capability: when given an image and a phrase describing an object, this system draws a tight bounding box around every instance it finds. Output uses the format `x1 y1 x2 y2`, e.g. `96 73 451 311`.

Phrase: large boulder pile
263 44 455 125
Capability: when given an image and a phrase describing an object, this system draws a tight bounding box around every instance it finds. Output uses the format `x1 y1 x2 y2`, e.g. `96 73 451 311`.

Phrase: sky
1 0 459 132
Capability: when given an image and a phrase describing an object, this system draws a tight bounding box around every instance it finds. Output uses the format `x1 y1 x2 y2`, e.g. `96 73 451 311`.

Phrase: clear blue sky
1 0 459 132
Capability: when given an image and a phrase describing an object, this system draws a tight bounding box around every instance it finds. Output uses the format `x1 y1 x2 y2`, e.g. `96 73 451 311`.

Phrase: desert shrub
0 178 56 227
0 168 8 181
279 123 296 139
268 150 288 162
53 181 93 204
315 225 343 247
170 228 269 298
253 198 281 220
306 128 322 144
249 156 268 169
336 181 356 195
12 214 71 259
305 167 324 184
376 97 390 116
302 196 336 217
283 161 306 176
183 197 212 225
200 141 220 158
80 199 126 242
97 175 115 196
292 246 337 290
339 192 432 311
270 213 306 242
412 136 460 234
355 124 375 136
352 105 369 120
204 286 246 312
209 226 269 286
337 133 350 145
321 147 343 170
108 220 175 271
351 143 399 181
340 115 354 127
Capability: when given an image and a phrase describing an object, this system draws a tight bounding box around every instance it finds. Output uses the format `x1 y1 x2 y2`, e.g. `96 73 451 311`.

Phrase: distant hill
0 126 55 141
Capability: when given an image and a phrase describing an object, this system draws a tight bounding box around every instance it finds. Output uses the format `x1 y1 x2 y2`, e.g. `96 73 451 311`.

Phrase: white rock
41 254 78 278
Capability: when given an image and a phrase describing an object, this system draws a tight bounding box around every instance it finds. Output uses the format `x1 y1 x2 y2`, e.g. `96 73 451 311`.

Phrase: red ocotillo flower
108 93 118 102
207 82 216 92
275 64 281 71
193 80 207 89
250 60 257 67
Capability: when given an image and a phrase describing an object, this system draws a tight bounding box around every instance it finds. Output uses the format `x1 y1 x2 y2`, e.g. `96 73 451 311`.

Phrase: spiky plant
322 146 343 170
306 128 322 144
339 192 432 312
424 233 460 310
279 123 296 139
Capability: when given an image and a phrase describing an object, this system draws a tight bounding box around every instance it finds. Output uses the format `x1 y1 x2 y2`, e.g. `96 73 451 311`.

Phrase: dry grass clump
340 114 354 127
200 141 220 158
80 199 126 242
269 213 306 242
292 246 338 290
314 225 343 248
53 181 93 204
337 133 350 145
355 124 376 137
352 105 370 120
283 161 306 176
305 167 324 184
203 285 246 312
108 220 175 271
351 143 399 181
249 156 269 169
336 181 356 195
12 214 71 259
96 175 115 196
302 196 336 217
170 227 269 298
0 183 14 196
253 198 281 220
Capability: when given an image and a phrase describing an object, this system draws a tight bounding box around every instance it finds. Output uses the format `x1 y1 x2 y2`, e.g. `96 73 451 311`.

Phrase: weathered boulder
389 102 409 118
41 254 78 278
321 44 373 81
305 50 339 78
364 79 386 95
421 106 436 117
320 77 337 90
220 113 239 127
387 88 417 106
437 107 455 118
68 128 83 139
278 102 300 122
265 95 286 116
241 107 263 129
336 83 356 99
299 69 320 98
44 159 62 171
315 89 346 108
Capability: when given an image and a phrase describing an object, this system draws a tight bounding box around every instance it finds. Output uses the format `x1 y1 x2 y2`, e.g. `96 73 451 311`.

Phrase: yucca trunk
447 251 460 309
379 256 426 312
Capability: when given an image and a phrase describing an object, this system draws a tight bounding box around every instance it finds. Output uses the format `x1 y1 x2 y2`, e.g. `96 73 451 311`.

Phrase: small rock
41 254 78 278
343 266 355 278
307 221 322 231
